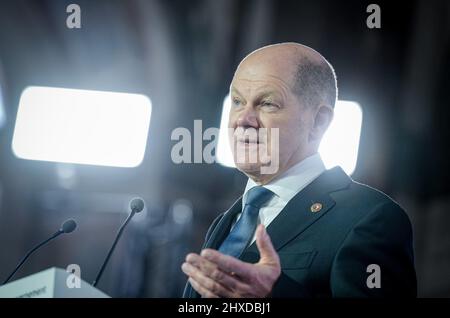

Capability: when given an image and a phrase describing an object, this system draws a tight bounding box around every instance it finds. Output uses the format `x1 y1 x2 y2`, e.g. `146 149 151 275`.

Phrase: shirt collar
243 153 326 206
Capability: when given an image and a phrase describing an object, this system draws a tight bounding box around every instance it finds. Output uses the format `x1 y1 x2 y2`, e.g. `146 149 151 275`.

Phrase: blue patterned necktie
218 186 274 258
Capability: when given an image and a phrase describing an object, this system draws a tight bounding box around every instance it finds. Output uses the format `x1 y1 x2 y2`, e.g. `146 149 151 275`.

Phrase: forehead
231 58 295 97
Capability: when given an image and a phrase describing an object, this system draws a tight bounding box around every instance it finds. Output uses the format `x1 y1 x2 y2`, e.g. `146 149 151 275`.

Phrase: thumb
255 224 279 265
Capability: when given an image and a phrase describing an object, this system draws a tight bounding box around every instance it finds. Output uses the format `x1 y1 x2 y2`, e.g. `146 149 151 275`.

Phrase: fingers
186 253 251 292
182 261 235 298
183 248 279 298
200 249 253 278
188 277 219 298
255 224 280 265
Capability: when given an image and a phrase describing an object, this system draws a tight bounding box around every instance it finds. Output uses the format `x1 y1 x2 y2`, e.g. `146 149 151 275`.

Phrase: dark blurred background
0 0 449 297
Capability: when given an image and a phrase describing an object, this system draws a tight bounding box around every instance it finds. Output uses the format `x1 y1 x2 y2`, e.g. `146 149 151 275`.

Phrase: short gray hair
292 56 338 109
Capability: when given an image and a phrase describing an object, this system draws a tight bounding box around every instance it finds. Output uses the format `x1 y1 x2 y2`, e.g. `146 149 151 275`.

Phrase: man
182 43 416 297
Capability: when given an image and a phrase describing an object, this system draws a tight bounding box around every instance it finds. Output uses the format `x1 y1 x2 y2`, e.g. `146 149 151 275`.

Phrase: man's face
228 56 315 180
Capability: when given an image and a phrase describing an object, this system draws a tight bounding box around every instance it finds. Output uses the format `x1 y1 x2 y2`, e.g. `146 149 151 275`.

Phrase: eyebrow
257 91 280 100
230 87 244 97
230 87 281 100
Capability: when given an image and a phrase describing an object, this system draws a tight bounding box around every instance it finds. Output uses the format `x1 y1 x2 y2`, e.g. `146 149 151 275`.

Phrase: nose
235 106 259 129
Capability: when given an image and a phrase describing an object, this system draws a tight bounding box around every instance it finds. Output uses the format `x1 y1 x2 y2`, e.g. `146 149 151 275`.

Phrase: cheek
228 111 236 127
227 112 237 139
271 117 309 151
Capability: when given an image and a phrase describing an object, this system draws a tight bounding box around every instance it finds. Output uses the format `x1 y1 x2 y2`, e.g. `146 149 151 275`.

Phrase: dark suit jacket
183 166 417 297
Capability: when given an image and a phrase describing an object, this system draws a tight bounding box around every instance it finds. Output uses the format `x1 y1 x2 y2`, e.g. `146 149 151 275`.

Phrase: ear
308 105 334 144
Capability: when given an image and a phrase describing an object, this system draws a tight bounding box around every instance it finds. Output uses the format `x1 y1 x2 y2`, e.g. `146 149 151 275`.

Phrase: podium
0 267 110 298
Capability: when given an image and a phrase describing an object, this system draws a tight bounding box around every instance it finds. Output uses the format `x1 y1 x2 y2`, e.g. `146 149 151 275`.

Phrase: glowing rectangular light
318 100 362 175
217 96 362 175
217 95 234 168
12 86 152 167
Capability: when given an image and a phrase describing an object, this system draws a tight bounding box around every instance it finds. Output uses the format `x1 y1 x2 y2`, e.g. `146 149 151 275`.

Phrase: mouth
236 137 260 145
233 127 267 146
236 139 265 150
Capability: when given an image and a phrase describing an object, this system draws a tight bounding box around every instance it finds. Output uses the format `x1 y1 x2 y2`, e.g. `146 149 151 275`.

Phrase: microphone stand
92 208 138 287
2 230 63 285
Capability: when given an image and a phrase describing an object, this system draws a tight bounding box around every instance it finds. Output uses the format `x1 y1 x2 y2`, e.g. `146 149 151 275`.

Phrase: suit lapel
203 196 243 250
244 166 352 257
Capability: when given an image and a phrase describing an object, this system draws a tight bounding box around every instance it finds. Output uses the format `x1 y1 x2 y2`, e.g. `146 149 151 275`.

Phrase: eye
232 97 242 107
261 101 280 110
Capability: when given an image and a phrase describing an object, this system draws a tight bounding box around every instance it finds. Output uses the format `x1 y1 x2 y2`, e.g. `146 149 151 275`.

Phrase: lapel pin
310 202 323 213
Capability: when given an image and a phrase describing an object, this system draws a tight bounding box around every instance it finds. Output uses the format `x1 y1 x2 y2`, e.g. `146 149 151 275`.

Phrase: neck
246 172 278 185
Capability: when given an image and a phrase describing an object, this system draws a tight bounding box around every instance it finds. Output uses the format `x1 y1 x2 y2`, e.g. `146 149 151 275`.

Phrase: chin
235 162 263 175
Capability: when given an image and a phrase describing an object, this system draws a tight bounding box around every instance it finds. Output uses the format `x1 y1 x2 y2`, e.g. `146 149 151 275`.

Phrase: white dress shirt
237 153 326 245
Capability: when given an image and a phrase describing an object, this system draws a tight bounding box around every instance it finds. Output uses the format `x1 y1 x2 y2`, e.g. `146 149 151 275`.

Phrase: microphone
92 198 145 287
2 219 77 285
